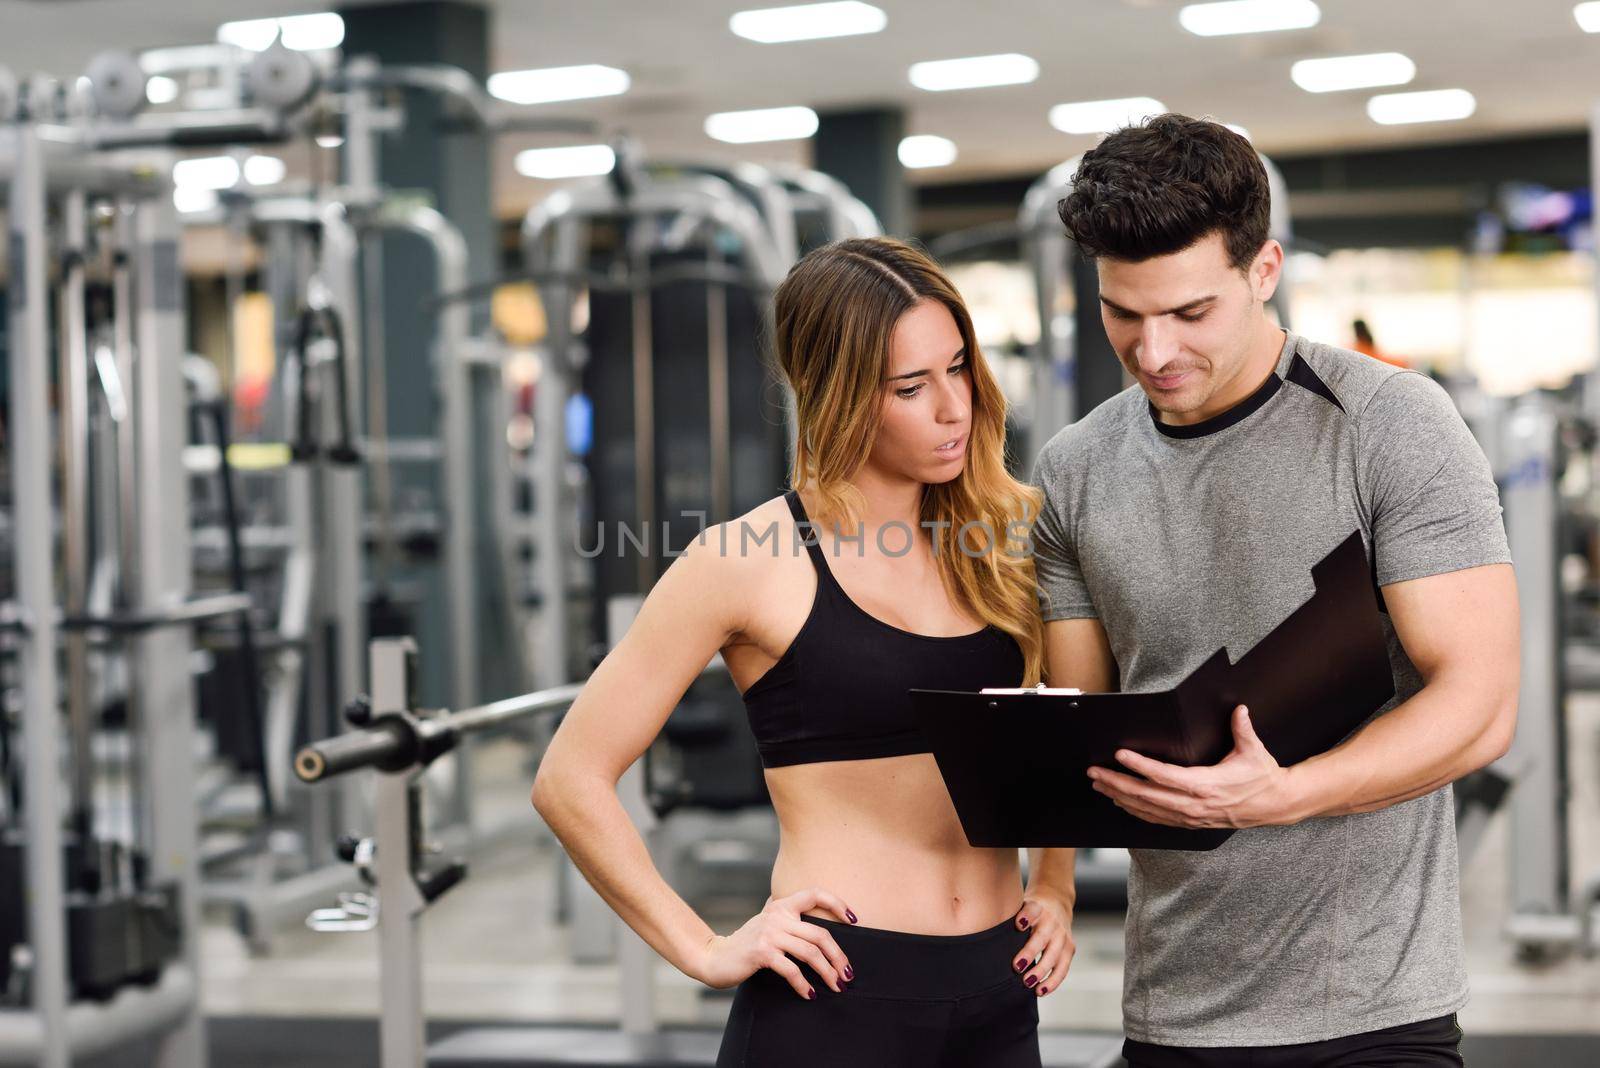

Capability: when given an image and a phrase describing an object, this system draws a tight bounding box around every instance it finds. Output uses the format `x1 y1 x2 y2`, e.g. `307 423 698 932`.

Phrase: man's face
1096 231 1282 424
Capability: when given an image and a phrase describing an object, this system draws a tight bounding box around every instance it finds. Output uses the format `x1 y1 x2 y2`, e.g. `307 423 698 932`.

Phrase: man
1032 114 1519 1066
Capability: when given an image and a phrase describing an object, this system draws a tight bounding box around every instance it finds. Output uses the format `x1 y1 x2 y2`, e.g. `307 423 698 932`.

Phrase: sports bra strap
783 489 830 570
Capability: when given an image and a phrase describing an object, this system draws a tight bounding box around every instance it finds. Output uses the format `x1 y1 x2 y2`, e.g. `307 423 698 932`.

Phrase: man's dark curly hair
1057 113 1270 271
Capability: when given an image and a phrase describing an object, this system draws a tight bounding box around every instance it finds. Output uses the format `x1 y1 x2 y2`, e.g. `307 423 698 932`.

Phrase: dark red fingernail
1024 975 1039 988
843 965 854 981
1018 917 1029 930
1015 958 1028 972
1037 986 1048 996
807 988 816 1000
846 910 858 924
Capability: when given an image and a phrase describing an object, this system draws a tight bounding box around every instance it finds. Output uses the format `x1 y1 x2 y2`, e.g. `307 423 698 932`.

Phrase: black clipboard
911 531 1396 850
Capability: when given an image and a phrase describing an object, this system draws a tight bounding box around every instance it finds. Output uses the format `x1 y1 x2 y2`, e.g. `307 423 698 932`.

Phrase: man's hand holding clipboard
912 531 1396 850
1089 703 1294 830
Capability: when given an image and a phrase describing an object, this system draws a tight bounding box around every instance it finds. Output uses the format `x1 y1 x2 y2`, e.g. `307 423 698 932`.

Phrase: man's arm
1286 561 1518 818
1012 618 1120 994
1088 562 1519 828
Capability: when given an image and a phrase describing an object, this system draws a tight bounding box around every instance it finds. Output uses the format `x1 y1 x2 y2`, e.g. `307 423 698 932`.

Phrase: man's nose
1137 318 1181 372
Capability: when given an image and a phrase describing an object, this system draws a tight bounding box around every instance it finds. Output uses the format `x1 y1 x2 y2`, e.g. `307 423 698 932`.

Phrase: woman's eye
896 384 924 400
949 361 969 375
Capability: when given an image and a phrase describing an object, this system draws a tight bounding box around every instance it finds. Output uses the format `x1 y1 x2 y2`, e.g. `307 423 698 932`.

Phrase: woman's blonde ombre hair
772 237 1045 685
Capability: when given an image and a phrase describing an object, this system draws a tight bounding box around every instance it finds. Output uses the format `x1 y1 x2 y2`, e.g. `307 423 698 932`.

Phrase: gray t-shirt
1032 331 1511 1047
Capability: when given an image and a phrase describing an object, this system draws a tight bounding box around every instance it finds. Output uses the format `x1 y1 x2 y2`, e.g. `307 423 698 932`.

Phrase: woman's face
866 299 972 485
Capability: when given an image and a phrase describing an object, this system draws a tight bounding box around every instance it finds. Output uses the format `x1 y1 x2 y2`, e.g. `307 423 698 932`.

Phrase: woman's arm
1012 617 1119 995
532 523 856 997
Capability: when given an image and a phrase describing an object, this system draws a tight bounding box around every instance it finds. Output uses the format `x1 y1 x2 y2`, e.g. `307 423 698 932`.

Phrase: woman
532 237 1074 1067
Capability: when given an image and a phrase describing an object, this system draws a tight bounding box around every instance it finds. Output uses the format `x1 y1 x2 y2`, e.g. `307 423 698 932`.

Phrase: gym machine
0 70 241 1068
1460 380 1600 958
68 41 571 950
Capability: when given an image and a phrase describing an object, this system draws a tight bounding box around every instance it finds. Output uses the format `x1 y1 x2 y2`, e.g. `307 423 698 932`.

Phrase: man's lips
1145 370 1194 390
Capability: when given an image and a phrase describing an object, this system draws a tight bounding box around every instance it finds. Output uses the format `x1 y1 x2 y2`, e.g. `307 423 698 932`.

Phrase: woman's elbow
531 762 565 820
531 757 611 824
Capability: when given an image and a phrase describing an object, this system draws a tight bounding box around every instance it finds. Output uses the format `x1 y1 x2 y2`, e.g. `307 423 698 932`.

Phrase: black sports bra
740 490 1025 768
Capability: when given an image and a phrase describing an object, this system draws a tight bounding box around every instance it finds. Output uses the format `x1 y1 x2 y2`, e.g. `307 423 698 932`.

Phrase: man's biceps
1382 563 1517 622
1384 564 1519 663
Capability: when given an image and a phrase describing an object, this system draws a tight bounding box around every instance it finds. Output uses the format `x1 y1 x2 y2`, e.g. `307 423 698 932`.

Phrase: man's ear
1252 239 1284 305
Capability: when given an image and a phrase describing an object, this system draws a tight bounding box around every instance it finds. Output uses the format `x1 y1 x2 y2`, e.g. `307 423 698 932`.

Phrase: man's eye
1177 312 1209 323
1108 309 1138 322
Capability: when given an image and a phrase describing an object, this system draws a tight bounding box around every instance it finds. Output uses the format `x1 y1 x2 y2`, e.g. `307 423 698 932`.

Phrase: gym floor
174 693 1600 1063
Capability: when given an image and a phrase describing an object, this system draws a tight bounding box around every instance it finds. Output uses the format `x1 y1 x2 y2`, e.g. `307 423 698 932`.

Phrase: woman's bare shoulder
686 494 807 569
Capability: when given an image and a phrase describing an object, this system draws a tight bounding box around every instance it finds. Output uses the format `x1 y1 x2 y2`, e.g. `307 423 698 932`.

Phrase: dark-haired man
1031 114 1519 1066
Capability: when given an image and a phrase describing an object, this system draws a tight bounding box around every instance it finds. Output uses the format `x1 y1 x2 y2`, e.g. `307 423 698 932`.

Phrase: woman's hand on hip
691 887 859 999
1012 888 1075 997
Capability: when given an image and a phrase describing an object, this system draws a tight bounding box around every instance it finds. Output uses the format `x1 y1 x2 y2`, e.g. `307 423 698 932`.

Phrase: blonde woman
532 238 1075 1066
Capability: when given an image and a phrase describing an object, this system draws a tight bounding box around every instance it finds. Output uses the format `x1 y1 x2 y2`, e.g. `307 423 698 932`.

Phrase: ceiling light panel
909 53 1039 92
173 155 241 190
730 2 886 43
704 106 819 143
515 145 618 179
1049 97 1167 135
1366 88 1476 125
1179 0 1319 37
217 13 345 52
487 65 630 105
898 135 957 168
1291 53 1415 93
243 155 286 186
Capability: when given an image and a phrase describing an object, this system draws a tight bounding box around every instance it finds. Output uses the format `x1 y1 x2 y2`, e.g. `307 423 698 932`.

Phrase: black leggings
715 914 1041 1068
1122 1013 1465 1067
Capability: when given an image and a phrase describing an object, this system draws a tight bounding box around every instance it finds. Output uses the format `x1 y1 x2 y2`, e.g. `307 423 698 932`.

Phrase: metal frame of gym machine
0 73 219 1068
295 638 734 1068
518 157 793 697
518 154 879 693
191 191 376 947
87 44 549 949
1479 389 1587 958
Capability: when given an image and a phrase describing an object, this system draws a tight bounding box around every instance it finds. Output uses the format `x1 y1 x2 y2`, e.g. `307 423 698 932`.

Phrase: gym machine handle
295 682 583 783
293 714 458 783
287 304 362 466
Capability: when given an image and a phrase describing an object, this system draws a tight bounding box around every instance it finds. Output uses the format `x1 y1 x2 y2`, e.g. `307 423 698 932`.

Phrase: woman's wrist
1023 881 1076 912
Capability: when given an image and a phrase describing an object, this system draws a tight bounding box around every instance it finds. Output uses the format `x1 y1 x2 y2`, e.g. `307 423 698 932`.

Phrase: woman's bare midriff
764 753 1023 936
